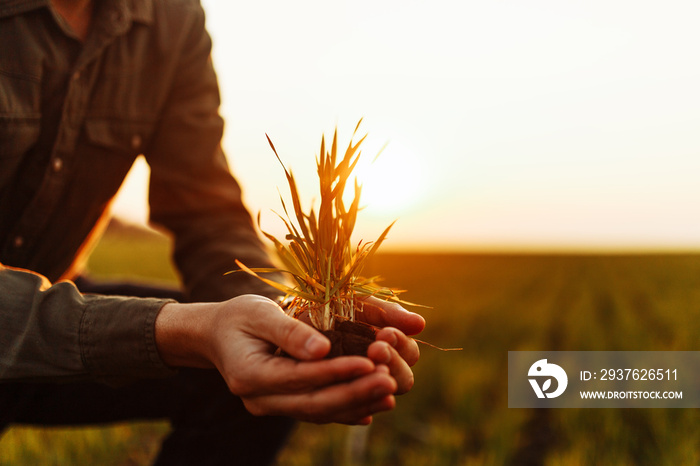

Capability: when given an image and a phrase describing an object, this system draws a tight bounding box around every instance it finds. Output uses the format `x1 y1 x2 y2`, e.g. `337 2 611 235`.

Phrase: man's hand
356 296 426 395
288 296 426 395
155 295 399 425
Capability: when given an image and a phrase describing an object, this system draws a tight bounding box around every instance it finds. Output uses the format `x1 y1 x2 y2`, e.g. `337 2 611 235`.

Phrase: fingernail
387 330 399 347
305 335 328 355
376 364 390 374
379 345 391 364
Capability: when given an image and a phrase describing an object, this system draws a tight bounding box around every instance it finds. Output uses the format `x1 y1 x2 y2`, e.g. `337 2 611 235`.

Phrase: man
0 0 425 464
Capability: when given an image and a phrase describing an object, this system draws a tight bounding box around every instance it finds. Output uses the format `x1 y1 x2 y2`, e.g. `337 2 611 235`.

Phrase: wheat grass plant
235 121 414 334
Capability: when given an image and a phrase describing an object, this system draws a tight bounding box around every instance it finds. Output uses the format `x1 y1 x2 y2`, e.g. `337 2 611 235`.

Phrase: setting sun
346 140 429 219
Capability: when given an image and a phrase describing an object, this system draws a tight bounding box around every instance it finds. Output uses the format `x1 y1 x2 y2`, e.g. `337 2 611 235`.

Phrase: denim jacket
0 0 278 383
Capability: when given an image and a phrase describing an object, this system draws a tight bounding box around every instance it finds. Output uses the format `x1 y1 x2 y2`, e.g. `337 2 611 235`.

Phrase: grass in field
0 423 169 466
2 222 699 464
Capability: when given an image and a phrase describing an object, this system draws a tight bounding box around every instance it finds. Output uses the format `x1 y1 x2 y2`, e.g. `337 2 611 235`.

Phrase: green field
2 225 699 465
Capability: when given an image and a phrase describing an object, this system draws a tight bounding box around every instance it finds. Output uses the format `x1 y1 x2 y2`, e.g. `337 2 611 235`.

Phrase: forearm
0 265 175 383
154 207 282 302
142 2 282 303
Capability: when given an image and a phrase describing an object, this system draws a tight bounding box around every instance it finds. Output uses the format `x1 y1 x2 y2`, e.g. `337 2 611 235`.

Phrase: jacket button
52 157 64 172
131 134 142 150
13 236 24 248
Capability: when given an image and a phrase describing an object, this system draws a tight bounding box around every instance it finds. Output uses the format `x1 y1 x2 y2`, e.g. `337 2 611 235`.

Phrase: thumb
243 295 331 360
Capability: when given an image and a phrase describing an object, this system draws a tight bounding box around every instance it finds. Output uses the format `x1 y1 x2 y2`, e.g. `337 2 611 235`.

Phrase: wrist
155 302 219 369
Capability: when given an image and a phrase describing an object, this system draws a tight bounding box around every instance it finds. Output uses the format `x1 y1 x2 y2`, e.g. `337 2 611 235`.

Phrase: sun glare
345 141 428 219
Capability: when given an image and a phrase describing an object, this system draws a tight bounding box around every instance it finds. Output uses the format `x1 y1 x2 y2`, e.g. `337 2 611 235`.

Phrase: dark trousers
0 277 295 465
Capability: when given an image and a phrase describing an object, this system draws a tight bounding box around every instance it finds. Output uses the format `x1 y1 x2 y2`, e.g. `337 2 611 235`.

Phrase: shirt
0 0 280 384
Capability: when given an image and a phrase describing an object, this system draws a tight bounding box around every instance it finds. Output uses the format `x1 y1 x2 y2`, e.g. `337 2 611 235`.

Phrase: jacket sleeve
145 3 282 303
0 264 176 384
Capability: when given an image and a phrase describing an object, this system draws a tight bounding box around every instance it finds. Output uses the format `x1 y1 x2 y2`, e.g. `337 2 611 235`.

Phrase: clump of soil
321 320 377 358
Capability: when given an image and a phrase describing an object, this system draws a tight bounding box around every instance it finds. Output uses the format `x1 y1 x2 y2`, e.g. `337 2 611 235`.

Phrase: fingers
236 295 331 360
375 327 420 366
242 366 397 424
238 355 376 397
353 297 423 395
356 296 425 336
367 340 415 395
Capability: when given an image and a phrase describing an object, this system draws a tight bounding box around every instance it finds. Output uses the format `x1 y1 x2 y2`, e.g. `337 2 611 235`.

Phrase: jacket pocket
0 118 40 188
0 69 41 121
0 117 40 159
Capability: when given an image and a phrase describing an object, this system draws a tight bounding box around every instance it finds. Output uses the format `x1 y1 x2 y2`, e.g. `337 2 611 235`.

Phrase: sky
112 0 700 252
